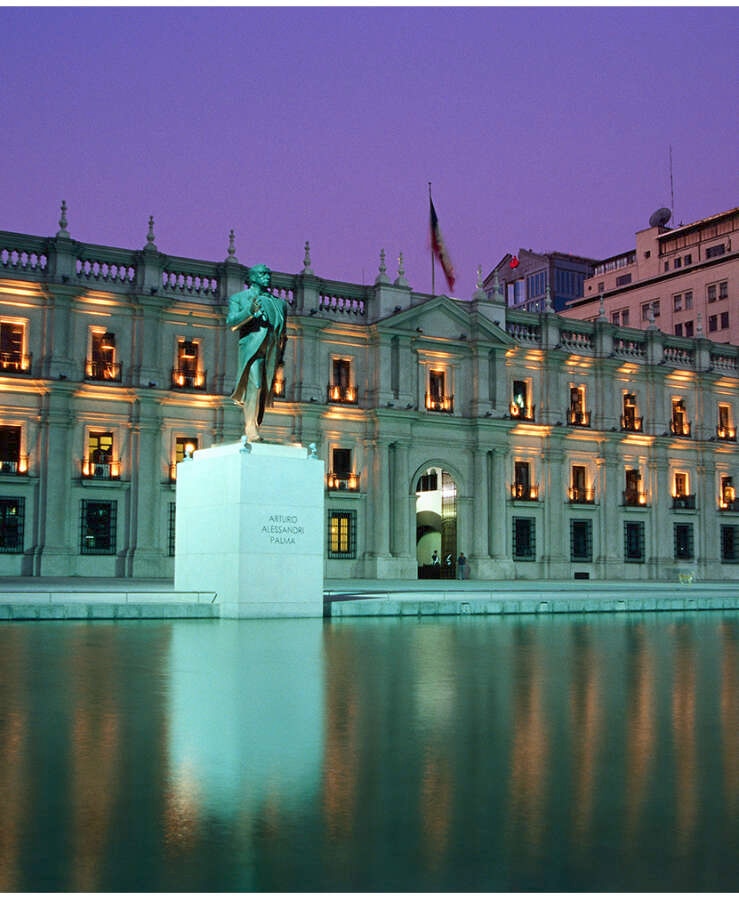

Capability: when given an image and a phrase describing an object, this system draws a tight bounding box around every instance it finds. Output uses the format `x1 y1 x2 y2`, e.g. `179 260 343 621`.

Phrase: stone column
129 398 163 577
390 440 410 558
489 447 508 560
542 441 567 578
649 444 671 577
597 440 621 576
470 446 489 564
365 439 391 572
36 385 75 575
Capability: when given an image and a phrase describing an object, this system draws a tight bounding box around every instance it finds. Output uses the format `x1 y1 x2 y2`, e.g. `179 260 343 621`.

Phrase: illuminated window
512 461 538 501
86 330 121 381
80 499 117 555
671 399 691 437
720 476 736 510
426 369 453 412
621 393 642 432
0 321 29 373
0 426 26 474
717 404 736 441
510 379 534 420
84 432 119 480
624 469 646 506
0 496 24 553
328 510 356 558
568 386 590 426
172 340 205 390
171 437 198 481
328 358 357 404
569 465 594 503
327 448 359 491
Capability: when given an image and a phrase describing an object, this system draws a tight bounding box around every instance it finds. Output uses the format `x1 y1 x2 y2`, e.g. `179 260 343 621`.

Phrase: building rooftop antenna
669 144 675 225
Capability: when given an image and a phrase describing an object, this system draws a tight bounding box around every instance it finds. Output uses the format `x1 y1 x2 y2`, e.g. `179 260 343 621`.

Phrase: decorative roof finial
544 285 553 312
226 229 237 262
375 248 390 285
57 200 69 238
302 240 313 275
394 251 408 288
597 293 607 321
491 269 504 304
145 215 157 251
472 265 487 301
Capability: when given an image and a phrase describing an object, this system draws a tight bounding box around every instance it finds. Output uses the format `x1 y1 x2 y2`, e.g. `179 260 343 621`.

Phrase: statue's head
249 264 271 287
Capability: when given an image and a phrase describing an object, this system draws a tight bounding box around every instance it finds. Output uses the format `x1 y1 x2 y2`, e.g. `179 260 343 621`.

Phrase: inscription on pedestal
260 513 306 547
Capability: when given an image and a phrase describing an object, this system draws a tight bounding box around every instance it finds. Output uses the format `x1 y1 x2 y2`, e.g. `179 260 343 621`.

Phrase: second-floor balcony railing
511 482 539 501
670 419 692 437
672 494 696 510
568 486 596 503
85 359 123 382
327 471 360 491
620 414 643 432
81 459 121 480
623 489 648 507
0 457 28 475
327 383 358 404
425 393 454 413
510 402 535 421
0 351 32 374
717 424 737 441
171 369 207 390
568 409 591 427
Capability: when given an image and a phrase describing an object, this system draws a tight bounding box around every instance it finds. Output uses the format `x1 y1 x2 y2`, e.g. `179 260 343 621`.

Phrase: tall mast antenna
669 145 675 225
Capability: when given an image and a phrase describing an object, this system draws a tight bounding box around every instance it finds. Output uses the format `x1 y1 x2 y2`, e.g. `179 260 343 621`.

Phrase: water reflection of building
1 210 737 583
0 624 171 892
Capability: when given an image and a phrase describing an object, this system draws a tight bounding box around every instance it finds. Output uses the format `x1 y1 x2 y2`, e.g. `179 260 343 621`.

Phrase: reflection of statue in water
226 264 287 442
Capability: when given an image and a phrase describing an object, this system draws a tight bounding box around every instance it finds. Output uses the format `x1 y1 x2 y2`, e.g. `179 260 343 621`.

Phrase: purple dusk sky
1 5 737 298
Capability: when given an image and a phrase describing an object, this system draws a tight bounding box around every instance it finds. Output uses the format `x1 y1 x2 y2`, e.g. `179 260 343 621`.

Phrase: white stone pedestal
174 441 325 618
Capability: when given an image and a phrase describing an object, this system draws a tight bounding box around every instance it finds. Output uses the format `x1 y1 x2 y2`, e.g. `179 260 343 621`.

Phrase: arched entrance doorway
415 466 457 579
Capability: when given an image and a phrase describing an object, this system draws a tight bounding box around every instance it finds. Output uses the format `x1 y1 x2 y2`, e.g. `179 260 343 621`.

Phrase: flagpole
428 182 435 295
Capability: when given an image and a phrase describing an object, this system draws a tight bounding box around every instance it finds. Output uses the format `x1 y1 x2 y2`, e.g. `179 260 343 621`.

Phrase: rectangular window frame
624 521 645 562
80 499 117 555
673 523 694 561
512 516 536 561
0 496 25 553
570 519 593 562
328 510 357 559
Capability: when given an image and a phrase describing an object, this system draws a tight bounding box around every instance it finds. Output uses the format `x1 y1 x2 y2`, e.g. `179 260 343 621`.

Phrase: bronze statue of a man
226 264 287 442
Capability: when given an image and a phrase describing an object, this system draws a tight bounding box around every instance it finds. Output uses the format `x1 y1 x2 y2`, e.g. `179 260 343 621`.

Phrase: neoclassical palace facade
1 216 738 581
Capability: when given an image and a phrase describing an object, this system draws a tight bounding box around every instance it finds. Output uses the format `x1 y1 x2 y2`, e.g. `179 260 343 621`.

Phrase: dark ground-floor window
168 502 176 556
512 516 536 560
0 496 24 552
570 519 593 562
721 525 738 562
80 499 117 554
328 510 356 559
624 521 645 562
674 522 694 560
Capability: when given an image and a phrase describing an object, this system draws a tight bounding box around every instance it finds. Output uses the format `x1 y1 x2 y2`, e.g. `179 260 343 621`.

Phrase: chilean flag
429 198 456 292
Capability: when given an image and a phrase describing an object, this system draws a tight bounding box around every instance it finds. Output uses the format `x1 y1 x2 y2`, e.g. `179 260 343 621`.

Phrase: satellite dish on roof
649 207 672 228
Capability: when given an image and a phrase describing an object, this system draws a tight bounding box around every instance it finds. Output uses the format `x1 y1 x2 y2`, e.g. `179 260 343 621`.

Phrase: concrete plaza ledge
0 576 737 620
323 578 739 618
0 577 218 621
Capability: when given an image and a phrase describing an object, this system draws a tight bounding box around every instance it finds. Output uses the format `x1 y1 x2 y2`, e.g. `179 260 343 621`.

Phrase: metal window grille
0 496 24 553
624 521 645 562
512 516 536 561
80 499 117 555
721 525 738 563
328 510 356 559
674 523 694 561
570 519 593 562
168 502 176 556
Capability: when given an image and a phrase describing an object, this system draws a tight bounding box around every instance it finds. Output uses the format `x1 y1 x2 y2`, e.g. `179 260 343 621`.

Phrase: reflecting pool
0 612 737 891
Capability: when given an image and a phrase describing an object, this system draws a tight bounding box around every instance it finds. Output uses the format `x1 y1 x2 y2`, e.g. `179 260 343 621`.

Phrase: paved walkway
0 575 737 619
